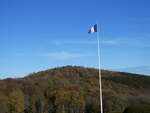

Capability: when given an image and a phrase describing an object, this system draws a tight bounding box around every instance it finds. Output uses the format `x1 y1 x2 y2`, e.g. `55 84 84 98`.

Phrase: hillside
0 65 150 113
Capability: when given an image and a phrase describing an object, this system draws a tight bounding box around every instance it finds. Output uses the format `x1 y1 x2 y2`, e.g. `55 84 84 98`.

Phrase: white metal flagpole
96 24 103 113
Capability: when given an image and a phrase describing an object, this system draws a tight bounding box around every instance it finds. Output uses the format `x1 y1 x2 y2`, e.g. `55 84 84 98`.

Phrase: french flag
88 24 97 34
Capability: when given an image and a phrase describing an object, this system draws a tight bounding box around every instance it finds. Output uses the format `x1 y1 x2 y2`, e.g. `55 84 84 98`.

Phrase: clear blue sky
0 0 150 78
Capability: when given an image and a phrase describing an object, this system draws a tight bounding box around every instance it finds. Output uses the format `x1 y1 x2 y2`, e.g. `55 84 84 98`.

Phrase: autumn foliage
0 66 150 113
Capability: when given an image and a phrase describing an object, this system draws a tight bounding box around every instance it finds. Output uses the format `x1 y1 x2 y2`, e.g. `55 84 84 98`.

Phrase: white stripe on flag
91 27 95 33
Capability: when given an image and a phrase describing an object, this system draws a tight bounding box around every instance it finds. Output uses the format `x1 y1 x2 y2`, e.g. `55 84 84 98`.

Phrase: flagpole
96 24 103 113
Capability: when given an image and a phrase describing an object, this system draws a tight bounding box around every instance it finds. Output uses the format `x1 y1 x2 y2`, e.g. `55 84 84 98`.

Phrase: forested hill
0 65 150 113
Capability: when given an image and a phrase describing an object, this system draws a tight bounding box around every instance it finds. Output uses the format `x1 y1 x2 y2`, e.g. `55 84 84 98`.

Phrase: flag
88 24 97 34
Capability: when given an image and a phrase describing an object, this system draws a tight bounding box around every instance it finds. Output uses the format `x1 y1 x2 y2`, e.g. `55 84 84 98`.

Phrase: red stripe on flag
88 29 92 34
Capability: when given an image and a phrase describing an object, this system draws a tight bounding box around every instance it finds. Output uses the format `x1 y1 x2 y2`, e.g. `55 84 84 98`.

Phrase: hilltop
0 66 150 113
